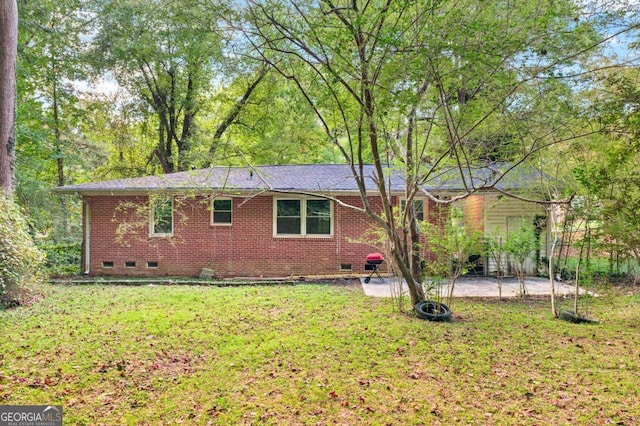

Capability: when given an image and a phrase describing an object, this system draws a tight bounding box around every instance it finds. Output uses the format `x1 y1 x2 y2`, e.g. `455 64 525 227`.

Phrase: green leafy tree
504 219 537 296
484 230 507 300
423 207 483 305
576 66 640 283
90 0 269 173
74 90 156 180
243 0 626 306
201 72 335 166
1 2 56 294
18 0 88 188
14 0 93 240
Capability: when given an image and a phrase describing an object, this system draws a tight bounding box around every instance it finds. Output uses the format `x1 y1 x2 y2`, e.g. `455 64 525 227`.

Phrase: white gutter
84 199 90 274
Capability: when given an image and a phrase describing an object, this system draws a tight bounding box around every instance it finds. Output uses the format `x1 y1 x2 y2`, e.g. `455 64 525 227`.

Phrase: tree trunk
154 120 174 174
403 99 426 305
0 0 18 194
52 71 65 187
52 72 70 234
391 239 425 305
632 248 640 287
547 205 558 317
177 74 195 171
209 66 268 160
574 231 587 314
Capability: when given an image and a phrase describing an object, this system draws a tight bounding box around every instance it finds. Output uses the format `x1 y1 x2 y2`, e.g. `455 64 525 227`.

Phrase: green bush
40 243 81 276
0 194 45 307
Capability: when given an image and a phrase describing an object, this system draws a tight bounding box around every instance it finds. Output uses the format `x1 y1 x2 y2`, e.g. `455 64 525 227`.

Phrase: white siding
466 194 548 276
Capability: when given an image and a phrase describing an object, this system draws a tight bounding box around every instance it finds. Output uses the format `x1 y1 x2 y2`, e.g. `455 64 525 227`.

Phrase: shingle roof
53 163 546 195
54 164 397 194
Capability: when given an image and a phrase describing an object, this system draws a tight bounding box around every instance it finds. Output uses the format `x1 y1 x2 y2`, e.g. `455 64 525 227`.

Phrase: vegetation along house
54 163 549 278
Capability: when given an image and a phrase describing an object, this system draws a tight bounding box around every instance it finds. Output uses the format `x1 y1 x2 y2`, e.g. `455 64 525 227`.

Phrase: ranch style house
54 163 548 278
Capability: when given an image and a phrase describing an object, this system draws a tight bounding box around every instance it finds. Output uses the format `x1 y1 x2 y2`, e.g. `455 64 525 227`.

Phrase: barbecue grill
364 253 384 283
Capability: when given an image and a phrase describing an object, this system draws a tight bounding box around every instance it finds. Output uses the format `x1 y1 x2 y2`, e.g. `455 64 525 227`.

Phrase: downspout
483 196 489 276
83 197 90 274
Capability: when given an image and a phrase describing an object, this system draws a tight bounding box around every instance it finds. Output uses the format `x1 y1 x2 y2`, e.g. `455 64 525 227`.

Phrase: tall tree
15 0 90 238
198 70 333 166
90 0 214 173
571 64 640 280
91 0 268 173
0 0 18 194
76 90 156 179
244 0 636 306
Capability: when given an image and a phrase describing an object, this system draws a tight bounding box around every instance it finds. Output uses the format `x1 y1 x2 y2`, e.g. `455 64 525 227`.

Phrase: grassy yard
1 282 639 425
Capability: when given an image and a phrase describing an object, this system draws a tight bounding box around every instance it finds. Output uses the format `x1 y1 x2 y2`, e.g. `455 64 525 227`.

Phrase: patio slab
360 276 593 298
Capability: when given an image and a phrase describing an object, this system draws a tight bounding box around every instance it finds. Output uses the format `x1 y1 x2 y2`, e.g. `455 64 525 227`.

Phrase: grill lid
365 253 384 263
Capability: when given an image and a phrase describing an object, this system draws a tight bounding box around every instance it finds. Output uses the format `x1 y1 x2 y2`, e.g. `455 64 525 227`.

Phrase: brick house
55 164 449 278
55 163 549 278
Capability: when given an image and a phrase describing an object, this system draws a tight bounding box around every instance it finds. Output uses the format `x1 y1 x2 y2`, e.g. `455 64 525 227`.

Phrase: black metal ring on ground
414 300 452 322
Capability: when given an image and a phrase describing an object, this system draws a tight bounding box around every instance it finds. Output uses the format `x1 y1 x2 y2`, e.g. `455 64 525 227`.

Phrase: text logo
0 406 62 426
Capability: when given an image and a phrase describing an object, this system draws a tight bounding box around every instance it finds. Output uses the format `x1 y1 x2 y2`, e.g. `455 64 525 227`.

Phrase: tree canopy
239 0 639 303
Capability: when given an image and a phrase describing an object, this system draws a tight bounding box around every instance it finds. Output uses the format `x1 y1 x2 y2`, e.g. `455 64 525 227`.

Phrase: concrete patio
360 275 593 298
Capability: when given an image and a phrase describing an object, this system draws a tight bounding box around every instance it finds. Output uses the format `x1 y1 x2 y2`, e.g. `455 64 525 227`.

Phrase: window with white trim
150 197 173 236
274 197 332 236
401 199 425 221
212 198 232 225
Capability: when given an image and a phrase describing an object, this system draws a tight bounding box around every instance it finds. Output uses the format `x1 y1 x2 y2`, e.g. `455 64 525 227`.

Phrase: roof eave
52 188 383 197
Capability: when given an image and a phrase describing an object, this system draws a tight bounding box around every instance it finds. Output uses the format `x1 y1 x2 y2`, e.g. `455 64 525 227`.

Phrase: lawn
1 282 639 425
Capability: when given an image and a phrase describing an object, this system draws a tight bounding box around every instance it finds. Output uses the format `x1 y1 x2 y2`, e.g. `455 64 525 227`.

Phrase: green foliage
0 195 45 306
17 0 90 186
568 66 640 276
504 220 537 264
483 229 509 299
504 219 537 295
39 243 81 277
483 229 507 276
89 0 235 172
193 72 334 167
15 0 98 243
243 0 626 305
69 93 148 180
421 207 484 280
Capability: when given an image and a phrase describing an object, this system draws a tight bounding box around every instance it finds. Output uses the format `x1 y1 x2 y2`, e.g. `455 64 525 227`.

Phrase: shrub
40 243 81 277
504 219 537 296
0 194 45 307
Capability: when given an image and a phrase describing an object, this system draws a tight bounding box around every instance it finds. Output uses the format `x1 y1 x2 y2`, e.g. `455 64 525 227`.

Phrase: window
274 198 332 236
401 199 425 221
306 199 331 234
102 261 114 268
125 261 136 268
212 198 232 225
147 261 158 268
151 197 173 236
276 199 301 234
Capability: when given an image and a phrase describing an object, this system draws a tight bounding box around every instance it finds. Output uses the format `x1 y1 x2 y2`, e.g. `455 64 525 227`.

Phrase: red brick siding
420 199 450 262
86 194 392 278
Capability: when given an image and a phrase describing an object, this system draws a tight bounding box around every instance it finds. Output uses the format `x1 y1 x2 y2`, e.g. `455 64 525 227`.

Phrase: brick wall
86 193 397 278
